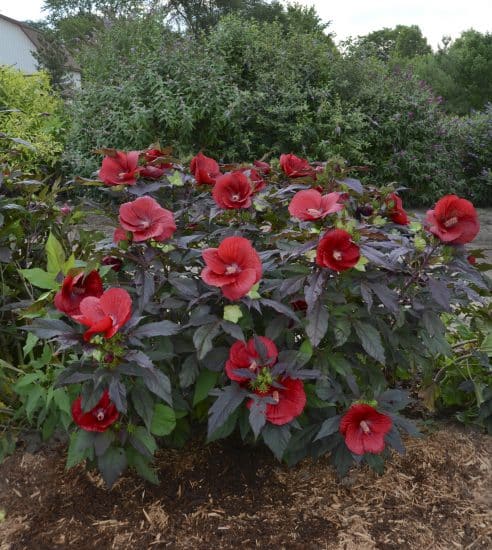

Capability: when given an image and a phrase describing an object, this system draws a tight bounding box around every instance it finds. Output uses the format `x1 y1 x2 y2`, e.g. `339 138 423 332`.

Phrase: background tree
355 25 431 61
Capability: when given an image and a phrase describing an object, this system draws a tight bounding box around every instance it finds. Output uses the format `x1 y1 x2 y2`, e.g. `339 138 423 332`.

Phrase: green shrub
440 107 492 206
64 15 490 205
0 67 65 172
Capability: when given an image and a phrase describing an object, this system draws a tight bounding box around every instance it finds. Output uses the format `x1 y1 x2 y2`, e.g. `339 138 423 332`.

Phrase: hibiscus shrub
24 147 490 486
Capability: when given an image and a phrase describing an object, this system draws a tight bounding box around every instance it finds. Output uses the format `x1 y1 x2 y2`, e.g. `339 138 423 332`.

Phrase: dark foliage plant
21 146 490 487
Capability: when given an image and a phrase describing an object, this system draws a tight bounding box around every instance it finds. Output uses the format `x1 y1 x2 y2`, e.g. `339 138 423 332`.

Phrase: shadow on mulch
0 423 490 549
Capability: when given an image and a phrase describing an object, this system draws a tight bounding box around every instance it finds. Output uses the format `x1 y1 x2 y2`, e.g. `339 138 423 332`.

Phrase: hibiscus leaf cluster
24 147 490 487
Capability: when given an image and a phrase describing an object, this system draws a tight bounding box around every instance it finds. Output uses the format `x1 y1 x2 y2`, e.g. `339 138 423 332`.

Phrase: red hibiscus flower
212 172 253 209
340 403 392 455
113 227 128 244
54 270 103 317
425 194 480 244
316 229 360 271
225 336 278 383
72 390 119 432
140 165 166 180
289 189 343 221
99 150 140 186
239 167 266 193
119 196 176 242
140 148 173 179
201 236 262 301
386 193 409 225
144 148 173 168
73 288 132 342
279 153 315 179
253 160 271 175
190 152 221 185
248 377 306 426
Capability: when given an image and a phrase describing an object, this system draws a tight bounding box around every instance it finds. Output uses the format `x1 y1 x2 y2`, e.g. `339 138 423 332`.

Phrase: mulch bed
0 423 490 549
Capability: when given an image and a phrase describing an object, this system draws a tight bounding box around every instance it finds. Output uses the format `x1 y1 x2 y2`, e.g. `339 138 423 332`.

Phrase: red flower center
95 409 106 422
360 420 371 434
225 263 240 275
333 250 342 261
249 360 258 371
231 193 240 201
272 390 280 404
307 208 322 217
444 216 458 228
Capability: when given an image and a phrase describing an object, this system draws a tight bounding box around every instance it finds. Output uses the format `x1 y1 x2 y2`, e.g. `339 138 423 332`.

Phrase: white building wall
0 19 38 74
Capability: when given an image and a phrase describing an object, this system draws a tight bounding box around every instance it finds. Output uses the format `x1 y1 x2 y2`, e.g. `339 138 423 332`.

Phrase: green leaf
63 253 76 275
193 369 219 406
262 424 291 460
333 318 351 347
19 268 58 290
53 389 71 415
207 408 239 442
296 340 313 367
306 301 329 347
223 305 243 324
193 323 221 360
168 170 184 186
132 426 157 454
66 431 94 469
26 385 45 420
22 333 39 357
365 453 385 474
46 232 65 274
98 447 127 488
353 321 386 365
126 448 159 484
131 385 155 430
150 404 176 436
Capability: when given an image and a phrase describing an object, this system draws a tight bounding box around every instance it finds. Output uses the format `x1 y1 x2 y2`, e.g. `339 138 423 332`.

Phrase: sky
1 0 491 49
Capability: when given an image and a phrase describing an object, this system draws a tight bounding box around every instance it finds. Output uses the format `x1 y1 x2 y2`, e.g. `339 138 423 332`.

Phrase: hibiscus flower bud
316 229 360 272
60 203 72 216
385 193 409 225
467 254 477 265
425 194 479 244
102 256 122 272
355 204 374 219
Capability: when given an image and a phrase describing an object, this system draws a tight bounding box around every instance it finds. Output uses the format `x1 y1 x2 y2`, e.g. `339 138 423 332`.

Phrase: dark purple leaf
208 384 247 437
132 320 180 339
306 301 329 347
428 277 451 311
336 177 363 194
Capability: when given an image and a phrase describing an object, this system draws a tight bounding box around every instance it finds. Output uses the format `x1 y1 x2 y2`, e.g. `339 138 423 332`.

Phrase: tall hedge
65 15 491 205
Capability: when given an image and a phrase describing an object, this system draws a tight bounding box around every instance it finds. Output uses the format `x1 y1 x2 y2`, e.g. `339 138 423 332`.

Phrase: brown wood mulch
0 423 490 549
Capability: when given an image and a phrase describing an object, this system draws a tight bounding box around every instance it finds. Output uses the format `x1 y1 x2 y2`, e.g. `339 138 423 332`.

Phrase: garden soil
0 423 490 549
